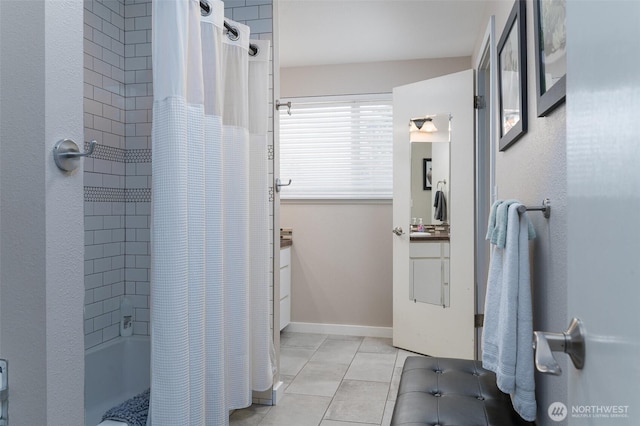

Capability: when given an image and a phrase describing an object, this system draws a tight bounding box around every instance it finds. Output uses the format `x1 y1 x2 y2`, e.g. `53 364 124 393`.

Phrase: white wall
83 0 135 351
280 57 470 328
472 2 568 424
0 1 85 424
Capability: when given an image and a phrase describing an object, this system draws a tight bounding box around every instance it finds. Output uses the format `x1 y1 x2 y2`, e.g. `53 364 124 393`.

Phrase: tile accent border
84 186 151 203
126 149 152 163
125 188 151 202
85 186 125 202
84 142 152 164
85 142 126 163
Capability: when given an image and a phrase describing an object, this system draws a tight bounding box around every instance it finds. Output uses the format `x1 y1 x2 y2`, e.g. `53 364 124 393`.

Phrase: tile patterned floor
230 331 422 426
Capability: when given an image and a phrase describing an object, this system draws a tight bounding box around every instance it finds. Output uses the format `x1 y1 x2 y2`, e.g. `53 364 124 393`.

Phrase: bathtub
85 336 150 426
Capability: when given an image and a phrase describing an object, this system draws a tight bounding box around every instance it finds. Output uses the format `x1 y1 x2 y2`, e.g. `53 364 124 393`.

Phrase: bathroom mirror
410 113 451 228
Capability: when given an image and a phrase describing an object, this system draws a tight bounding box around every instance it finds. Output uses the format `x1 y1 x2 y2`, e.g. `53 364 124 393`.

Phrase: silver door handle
533 318 585 376
0 359 7 425
392 227 404 236
275 178 292 192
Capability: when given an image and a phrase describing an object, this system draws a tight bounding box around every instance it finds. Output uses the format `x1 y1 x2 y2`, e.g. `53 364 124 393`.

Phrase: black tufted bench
391 357 534 426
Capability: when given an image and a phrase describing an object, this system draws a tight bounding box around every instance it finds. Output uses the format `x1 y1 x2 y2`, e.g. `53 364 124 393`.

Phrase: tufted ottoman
391 357 534 425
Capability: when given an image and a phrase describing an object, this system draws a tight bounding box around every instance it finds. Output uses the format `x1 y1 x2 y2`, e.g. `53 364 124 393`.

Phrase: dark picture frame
497 0 527 151
533 0 566 116
423 158 432 191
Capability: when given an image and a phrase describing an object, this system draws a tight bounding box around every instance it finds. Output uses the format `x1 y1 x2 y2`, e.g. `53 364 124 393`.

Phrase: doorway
473 17 495 359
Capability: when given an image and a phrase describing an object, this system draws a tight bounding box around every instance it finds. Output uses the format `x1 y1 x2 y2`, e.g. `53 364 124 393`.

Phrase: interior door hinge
474 95 485 109
474 314 484 328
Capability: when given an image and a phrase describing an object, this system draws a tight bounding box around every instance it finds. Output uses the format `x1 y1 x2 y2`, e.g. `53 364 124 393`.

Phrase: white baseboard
271 380 284 405
284 321 392 338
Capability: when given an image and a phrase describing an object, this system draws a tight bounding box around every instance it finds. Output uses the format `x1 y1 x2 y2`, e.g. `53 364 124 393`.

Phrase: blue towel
482 203 536 421
485 200 503 241
102 388 150 426
491 199 517 247
487 199 536 247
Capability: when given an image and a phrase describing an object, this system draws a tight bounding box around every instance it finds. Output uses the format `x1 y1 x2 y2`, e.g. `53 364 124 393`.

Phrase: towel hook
275 177 292 192
276 100 292 116
53 139 96 172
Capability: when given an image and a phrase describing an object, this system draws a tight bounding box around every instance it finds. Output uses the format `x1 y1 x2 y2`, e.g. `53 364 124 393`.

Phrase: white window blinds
279 95 393 199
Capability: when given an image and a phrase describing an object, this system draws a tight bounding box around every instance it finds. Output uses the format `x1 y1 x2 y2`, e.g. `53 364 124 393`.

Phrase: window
279 95 393 199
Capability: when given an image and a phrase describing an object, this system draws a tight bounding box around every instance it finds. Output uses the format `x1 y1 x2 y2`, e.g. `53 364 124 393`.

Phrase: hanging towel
434 190 447 222
485 200 503 241
490 199 517 247
482 202 536 422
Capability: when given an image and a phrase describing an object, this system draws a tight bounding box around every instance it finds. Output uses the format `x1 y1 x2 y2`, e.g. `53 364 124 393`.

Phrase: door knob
533 318 585 375
392 226 405 236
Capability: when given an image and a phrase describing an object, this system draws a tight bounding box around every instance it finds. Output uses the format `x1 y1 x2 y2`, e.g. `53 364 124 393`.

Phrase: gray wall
472 2 568 424
0 1 85 423
280 57 470 328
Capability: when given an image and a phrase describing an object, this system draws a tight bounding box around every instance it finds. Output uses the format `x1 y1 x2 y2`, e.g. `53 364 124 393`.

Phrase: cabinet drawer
280 246 291 268
410 242 441 258
411 258 443 305
280 263 291 299
279 296 291 331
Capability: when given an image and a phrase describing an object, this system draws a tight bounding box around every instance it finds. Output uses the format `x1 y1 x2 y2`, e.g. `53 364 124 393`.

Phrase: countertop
410 234 450 242
280 239 292 248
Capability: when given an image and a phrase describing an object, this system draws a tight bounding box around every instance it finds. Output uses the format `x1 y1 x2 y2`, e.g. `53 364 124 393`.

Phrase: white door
564 2 640 425
392 70 476 358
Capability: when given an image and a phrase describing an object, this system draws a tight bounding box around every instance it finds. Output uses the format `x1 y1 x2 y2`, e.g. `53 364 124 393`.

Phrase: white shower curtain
151 1 272 424
248 39 273 392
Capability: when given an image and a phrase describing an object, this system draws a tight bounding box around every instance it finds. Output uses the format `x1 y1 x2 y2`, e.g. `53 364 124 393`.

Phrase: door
392 70 475 358
474 17 496 359
565 2 640 424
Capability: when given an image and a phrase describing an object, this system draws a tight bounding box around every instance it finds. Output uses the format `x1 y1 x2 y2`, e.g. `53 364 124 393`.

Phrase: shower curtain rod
200 0 259 56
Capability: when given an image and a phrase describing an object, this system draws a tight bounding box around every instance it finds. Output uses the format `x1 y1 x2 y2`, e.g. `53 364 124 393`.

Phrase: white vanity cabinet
409 241 450 307
279 246 291 330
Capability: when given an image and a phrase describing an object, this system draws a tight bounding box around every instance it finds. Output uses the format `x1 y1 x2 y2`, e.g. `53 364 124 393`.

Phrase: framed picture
498 0 527 151
423 158 432 190
534 0 566 116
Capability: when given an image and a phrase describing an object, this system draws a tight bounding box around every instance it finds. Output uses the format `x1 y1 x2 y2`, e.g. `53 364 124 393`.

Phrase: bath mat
102 388 150 426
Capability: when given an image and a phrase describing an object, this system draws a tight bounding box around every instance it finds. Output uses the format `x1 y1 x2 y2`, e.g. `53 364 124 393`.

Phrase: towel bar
517 198 551 218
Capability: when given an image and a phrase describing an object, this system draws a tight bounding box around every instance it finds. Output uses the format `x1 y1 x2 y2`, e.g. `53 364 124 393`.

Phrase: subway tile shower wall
84 0 274 352
84 0 152 350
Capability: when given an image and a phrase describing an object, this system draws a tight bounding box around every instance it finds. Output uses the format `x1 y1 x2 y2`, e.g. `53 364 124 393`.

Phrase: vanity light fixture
409 117 438 133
